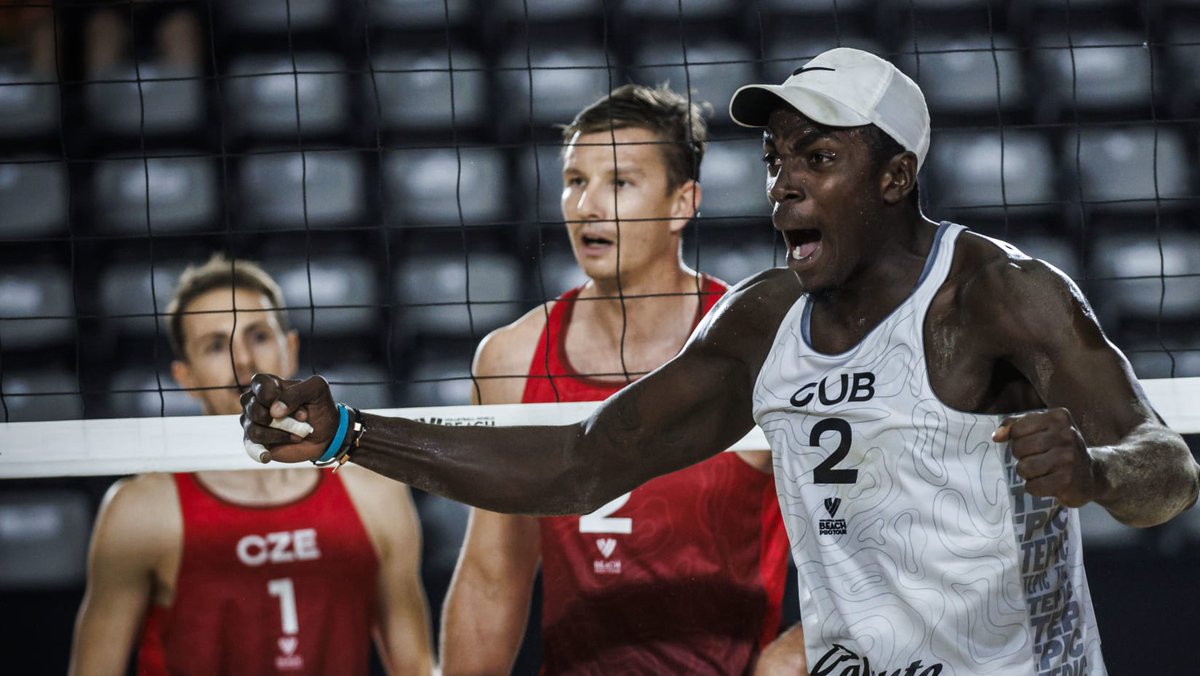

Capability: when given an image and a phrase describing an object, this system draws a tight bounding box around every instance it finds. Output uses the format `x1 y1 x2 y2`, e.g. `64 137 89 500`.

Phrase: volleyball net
2 0 1199 478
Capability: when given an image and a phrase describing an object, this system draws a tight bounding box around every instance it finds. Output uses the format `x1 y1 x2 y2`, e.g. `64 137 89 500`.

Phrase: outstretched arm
242 280 781 515
981 258 1199 527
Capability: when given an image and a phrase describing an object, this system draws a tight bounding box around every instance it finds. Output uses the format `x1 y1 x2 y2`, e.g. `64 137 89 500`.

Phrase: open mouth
785 229 822 261
581 233 614 248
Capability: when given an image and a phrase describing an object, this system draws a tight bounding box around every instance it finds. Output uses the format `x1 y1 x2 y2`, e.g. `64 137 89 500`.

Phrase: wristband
314 403 350 466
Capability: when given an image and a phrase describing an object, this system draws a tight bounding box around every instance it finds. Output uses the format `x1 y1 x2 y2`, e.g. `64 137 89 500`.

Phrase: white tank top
752 222 1105 676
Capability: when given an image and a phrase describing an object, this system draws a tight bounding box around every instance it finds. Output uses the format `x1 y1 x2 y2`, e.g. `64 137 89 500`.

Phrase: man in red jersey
438 84 804 675
69 255 433 676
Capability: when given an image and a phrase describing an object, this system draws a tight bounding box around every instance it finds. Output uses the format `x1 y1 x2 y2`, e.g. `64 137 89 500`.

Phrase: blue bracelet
314 403 350 465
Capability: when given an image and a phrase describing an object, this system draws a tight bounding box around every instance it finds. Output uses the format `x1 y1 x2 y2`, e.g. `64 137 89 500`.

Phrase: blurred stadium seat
402 346 477 407
367 49 487 131
926 129 1057 218
0 369 84 423
366 0 471 27
98 259 189 337
383 146 507 227
1034 29 1156 117
92 155 218 234
394 252 522 337
0 157 67 239
0 66 58 139
262 254 380 336
226 53 349 139
85 62 204 137
700 236 780 287
0 490 91 589
495 0 604 22
1089 230 1200 327
1064 125 1191 212
498 44 615 132
621 0 740 20
695 137 770 221
218 0 337 33
519 142 568 224
324 362 394 410
238 149 365 229
0 264 75 349
106 367 201 418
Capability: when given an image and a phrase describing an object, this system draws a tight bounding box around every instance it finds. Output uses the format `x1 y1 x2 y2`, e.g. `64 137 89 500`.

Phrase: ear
283 329 300 379
879 151 918 206
171 359 202 402
668 179 701 234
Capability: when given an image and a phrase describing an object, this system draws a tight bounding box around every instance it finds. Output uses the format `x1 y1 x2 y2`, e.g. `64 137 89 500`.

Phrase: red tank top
525 278 790 675
137 471 379 676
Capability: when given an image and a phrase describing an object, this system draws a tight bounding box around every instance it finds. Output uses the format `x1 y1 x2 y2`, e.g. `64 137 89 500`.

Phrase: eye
251 329 272 344
810 150 835 165
761 151 780 167
613 178 628 188
565 176 584 187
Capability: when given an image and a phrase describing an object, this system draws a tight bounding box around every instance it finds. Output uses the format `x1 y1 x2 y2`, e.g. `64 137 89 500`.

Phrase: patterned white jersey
752 222 1106 676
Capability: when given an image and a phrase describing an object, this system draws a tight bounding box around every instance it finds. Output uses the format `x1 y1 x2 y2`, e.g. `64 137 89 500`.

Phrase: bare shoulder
950 230 1091 338
339 464 415 512
101 473 178 520
94 473 181 557
472 302 553 404
473 303 552 377
338 465 420 545
695 268 803 355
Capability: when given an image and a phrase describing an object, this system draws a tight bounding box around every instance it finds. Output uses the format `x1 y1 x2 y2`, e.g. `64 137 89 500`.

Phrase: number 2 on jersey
579 492 632 534
811 418 858 484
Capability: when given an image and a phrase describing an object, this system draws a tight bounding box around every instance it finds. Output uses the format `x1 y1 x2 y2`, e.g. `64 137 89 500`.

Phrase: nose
767 163 804 206
230 333 255 387
568 184 606 223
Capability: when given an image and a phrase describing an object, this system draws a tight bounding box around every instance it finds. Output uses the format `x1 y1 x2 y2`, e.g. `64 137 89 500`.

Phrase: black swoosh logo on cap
792 66 836 76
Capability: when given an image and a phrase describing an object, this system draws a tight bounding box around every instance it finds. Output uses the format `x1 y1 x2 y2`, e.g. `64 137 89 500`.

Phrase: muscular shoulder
697 268 802 351
949 231 1099 350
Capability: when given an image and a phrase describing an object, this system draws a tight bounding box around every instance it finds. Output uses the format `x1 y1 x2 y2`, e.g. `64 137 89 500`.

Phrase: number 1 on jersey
268 577 299 635
579 492 632 534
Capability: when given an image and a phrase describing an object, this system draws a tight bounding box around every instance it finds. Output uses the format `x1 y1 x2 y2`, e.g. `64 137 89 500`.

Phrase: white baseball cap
729 47 930 170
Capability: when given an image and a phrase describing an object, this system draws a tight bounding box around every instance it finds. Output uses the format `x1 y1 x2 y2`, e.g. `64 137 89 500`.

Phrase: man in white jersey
243 48 1200 675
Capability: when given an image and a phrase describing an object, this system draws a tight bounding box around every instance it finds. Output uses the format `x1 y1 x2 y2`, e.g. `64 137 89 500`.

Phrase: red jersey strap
523 275 728 403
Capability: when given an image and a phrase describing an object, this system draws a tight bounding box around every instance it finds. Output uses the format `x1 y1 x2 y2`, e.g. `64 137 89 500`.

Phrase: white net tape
2 377 1197 479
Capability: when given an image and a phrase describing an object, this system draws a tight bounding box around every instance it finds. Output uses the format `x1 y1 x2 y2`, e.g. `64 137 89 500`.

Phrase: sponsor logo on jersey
819 496 847 535
275 636 303 670
236 528 321 567
791 372 876 408
812 644 944 676
414 415 496 426
595 537 617 558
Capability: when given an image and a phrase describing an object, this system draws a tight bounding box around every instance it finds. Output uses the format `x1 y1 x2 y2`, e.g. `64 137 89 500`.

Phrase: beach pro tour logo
812 644 944 676
819 496 847 535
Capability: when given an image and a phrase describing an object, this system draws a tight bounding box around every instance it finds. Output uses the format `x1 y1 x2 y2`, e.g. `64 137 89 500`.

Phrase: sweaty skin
243 107 1198 532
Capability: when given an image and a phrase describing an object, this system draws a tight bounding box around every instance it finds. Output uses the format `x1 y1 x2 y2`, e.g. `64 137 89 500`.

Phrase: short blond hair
165 254 289 360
